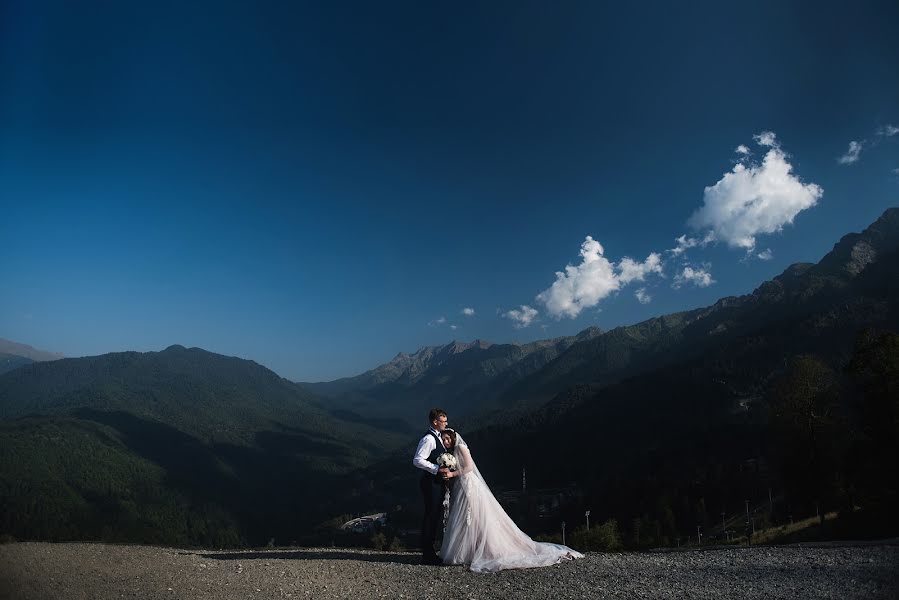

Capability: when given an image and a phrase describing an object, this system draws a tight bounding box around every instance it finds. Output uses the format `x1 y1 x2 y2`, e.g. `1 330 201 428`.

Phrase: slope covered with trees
0 345 406 545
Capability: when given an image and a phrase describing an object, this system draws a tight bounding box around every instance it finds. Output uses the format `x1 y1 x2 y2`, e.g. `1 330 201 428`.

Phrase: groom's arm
412 436 439 475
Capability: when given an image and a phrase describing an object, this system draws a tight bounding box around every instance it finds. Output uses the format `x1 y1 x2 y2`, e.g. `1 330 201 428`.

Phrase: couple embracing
412 408 583 572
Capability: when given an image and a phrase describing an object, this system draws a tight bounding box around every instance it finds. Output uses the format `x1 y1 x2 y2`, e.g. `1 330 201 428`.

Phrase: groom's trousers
419 474 445 558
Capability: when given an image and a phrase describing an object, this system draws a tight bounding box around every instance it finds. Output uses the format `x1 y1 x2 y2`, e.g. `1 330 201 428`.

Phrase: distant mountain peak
0 338 64 362
875 206 899 224
443 339 493 354
813 207 899 279
576 326 603 339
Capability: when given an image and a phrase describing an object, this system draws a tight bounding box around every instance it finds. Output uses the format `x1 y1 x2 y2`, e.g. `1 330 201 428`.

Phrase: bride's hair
441 428 457 448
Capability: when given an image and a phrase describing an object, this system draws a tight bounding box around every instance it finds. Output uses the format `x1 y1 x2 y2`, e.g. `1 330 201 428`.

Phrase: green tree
370 531 387 550
388 536 405 551
769 355 842 520
846 330 899 519
657 499 677 544
570 519 622 552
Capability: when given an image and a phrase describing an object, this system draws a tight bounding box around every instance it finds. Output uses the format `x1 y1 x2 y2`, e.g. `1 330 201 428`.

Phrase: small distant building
340 512 387 533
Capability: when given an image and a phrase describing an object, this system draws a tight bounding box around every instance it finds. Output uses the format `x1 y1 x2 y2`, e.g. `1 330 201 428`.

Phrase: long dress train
439 434 584 573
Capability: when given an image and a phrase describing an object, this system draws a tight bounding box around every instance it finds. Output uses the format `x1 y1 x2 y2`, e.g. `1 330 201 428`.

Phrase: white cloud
688 132 823 251
535 237 666 319
503 305 538 328
754 131 778 147
673 266 715 288
535 236 621 319
670 234 698 256
461 307 475 316
635 288 651 304
736 144 750 155
669 231 715 257
450 324 458 330
757 248 773 260
617 252 663 285
833 126 896 168
838 141 863 165
428 317 447 327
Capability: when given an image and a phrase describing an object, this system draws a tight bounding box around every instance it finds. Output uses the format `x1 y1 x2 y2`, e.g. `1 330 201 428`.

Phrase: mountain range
301 207 899 430
1 207 897 547
0 345 407 545
300 327 604 426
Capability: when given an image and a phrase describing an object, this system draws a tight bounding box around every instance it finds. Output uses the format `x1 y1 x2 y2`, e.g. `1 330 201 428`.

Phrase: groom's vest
423 430 445 483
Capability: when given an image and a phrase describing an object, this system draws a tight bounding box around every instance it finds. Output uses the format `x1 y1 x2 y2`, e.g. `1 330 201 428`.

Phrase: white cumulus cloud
687 132 823 251
535 237 620 319
428 317 447 327
736 144 750 155
757 248 774 261
461 307 475 316
503 305 538 328
673 266 715 288
535 237 666 319
876 124 899 137
618 253 663 285
635 288 651 304
838 141 863 165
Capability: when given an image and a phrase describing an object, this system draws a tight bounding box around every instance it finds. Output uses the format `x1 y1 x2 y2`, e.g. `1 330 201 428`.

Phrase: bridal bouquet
437 452 457 471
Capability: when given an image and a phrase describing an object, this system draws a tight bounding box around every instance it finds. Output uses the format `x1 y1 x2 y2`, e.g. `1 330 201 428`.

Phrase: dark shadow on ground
198 549 423 564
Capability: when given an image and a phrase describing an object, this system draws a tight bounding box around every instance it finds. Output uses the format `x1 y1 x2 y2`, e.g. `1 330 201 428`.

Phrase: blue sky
2 1 898 381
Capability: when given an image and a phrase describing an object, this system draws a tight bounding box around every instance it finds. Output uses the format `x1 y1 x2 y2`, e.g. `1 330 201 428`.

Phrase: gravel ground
1 542 897 600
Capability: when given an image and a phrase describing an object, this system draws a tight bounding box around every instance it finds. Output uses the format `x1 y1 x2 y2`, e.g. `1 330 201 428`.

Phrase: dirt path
2 542 897 599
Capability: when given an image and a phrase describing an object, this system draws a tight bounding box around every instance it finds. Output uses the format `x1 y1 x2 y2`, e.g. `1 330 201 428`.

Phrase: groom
412 408 451 565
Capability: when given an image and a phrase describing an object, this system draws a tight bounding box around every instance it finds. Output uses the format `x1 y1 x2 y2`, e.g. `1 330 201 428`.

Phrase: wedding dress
439 434 584 573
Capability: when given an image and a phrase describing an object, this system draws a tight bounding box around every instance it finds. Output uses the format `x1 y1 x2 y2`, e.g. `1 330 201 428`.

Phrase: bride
438 428 583 573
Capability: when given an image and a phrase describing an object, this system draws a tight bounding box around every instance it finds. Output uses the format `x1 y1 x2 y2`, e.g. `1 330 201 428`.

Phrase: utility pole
522 467 526 494
696 525 702 547
745 499 752 547
585 510 591 531
561 521 566 546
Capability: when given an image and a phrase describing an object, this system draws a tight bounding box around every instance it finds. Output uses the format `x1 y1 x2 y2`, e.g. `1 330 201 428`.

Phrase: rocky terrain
2 541 897 599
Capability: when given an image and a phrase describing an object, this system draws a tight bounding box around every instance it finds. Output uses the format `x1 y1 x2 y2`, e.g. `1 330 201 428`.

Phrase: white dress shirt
412 428 446 475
